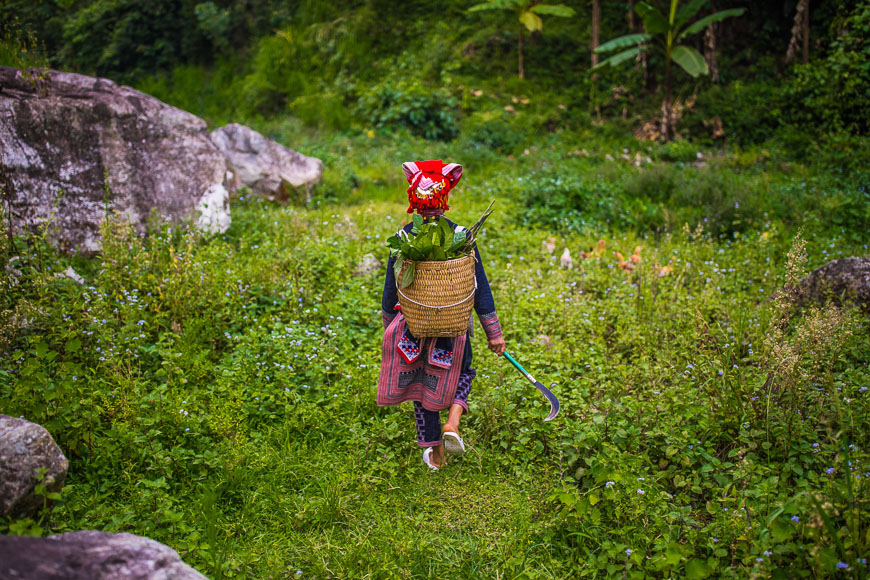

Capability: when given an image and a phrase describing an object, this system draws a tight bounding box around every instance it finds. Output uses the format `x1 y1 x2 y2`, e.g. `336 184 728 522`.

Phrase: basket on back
397 255 477 337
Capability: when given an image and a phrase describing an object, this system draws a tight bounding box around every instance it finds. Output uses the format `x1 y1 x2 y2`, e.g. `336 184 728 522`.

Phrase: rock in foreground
797 257 870 312
0 531 208 580
211 123 322 203
0 414 68 519
354 253 382 276
0 66 231 252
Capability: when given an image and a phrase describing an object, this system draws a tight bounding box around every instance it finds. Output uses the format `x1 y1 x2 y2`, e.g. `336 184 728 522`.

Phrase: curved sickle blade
533 380 560 421
503 351 560 421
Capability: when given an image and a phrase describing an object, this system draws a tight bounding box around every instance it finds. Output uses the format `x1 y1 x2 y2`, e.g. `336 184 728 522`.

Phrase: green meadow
2 0 870 577
3 130 869 577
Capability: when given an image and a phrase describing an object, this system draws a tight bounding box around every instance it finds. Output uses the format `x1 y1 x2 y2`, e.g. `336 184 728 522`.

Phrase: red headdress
402 160 463 214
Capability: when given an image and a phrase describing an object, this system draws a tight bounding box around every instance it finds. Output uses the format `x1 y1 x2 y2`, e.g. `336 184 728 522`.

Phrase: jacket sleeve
472 245 502 340
382 253 398 329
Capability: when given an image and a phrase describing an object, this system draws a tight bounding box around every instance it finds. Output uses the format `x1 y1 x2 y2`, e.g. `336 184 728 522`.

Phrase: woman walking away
378 160 505 470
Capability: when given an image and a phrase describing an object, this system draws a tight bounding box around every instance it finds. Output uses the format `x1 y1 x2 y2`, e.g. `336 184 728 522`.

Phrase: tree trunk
629 0 649 86
786 0 810 64
802 0 809 63
518 24 525 79
661 59 674 141
705 23 719 83
641 48 650 90
591 0 600 69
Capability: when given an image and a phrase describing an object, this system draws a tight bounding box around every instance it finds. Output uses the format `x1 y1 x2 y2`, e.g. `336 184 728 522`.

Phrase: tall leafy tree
594 0 744 141
469 0 575 79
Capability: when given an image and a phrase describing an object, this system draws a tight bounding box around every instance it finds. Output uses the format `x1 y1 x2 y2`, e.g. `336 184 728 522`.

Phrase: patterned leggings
414 372 474 447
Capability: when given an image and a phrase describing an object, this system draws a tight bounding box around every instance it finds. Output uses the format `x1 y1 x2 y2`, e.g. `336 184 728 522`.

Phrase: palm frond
678 8 745 39
595 33 651 54
591 46 642 72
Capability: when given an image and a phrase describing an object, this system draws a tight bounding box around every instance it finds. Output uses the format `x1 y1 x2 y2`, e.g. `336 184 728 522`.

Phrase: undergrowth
1 137 869 578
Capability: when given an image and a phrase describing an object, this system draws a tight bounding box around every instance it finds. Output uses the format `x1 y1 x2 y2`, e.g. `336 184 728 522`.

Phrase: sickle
503 351 560 421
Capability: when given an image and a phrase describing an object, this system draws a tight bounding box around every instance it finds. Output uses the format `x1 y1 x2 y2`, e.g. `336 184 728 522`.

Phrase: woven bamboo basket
397 254 477 337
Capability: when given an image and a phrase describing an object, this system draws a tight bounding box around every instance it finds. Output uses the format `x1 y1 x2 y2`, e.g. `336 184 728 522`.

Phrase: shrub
515 170 666 233
688 77 786 147
356 78 458 141
670 168 761 237
622 164 679 204
785 1 870 137
289 92 352 131
459 110 528 154
652 139 701 163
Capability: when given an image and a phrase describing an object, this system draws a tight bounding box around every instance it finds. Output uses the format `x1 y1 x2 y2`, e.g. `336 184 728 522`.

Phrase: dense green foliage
1 0 869 577
3 0 869 144
2 131 869 577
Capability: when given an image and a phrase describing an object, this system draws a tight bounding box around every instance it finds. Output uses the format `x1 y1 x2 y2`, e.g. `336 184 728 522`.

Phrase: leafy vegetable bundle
387 201 494 288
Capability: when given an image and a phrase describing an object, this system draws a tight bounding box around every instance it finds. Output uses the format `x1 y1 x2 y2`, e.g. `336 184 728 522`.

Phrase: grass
2 129 869 579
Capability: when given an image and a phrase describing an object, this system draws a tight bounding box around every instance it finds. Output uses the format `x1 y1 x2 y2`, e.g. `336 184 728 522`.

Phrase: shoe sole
442 431 465 456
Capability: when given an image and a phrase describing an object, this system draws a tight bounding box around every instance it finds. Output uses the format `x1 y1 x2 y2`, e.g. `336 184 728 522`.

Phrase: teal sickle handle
502 351 560 421
504 351 536 383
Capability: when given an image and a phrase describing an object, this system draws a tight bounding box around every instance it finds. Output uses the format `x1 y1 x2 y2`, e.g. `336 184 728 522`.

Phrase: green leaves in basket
399 261 416 288
400 241 424 261
385 201 495 272
437 219 453 249
418 230 434 255
450 229 467 252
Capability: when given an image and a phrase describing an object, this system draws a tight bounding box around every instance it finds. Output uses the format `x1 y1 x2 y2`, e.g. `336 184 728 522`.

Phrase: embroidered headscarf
402 160 463 214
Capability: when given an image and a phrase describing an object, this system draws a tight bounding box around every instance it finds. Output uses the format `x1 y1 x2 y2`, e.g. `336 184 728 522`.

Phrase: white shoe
422 448 439 471
442 431 465 456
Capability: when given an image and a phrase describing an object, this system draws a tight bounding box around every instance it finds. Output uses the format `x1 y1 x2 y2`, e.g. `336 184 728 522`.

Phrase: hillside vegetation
1 0 869 578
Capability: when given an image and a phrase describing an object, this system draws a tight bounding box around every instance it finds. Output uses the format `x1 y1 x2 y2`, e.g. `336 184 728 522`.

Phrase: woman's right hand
488 335 505 356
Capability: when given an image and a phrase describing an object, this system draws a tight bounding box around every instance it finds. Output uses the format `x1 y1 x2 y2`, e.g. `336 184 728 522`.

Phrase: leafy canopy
593 0 744 78
469 0 575 33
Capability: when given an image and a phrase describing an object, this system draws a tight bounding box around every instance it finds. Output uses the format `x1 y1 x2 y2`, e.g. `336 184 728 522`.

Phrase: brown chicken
581 239 608 260
615 251 635 272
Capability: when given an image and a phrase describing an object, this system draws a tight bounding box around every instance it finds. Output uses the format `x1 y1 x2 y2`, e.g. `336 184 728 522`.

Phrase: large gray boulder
0 414 68 519
211 122 322 203
0 531 209 580
797 257 870 312
0 67 231 253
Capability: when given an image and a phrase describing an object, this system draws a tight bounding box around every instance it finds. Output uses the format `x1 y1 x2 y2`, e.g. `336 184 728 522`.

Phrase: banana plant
593 0 744 141
469 0 576 80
